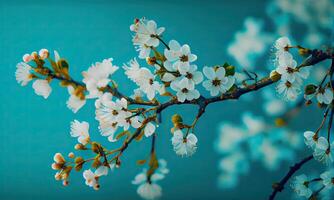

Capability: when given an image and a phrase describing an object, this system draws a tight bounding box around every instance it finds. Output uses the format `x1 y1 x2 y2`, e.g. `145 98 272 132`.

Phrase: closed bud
51 162 63 170
146 57 156 66
298 48 310 57
39 49 49 60
54 172 62 181
62 180 69 186
68 152 75 159
171 114 183 124
270 70 281 82
91 142 100 154
92 158 101 168
54 153 65 164
74 143 86 150
57 59 69 69
75 157 84 164
304 84 317 95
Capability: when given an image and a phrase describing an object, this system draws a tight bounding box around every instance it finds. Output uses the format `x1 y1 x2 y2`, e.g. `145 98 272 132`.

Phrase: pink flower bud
22 54 32 63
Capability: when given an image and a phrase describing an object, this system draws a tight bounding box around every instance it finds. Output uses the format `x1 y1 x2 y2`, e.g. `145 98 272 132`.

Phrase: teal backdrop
0 0 331 200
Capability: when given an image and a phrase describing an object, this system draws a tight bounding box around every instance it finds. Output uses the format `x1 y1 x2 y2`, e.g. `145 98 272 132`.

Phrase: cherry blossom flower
170 78 200 102
276 52 309 83
173 65 203 90
171 129 198 157
132 159 168 200
313 137 333 165
22 54 33 63
290 174 312 198
144 122 156 137
83 166 109 190
317 87 333 104
130 19 165 59
82 58 118 98
320 170 334 189
202 66 235 96
123 59 164 100
15 62 33 86
276 80 301 101
66 86 86 113
70 120 90 145
304 131 317 149
164 40 197 75
274 36 291 57
32 79 52 99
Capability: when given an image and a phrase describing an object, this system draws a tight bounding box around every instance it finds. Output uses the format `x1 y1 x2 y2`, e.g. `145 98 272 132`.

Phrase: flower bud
31 51 38 60
54 153 65 164
54 172 62 180
304 84 317 95
270 70 281 82
68 152 75 159
39 49 49 59
51 162 63 170
171 114 183 124
23 54 33 63
62 180 69 186
74 143 86 150
146 57 156 66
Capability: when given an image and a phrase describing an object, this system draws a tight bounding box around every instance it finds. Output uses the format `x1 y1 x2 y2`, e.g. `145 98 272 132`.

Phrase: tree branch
268 155 314 200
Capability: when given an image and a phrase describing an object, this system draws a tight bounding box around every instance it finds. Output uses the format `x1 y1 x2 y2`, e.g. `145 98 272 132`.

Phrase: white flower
290 174 312 198
32 79 52 99
171 129 198 157
66 86 86 113
15 62 32 86
83 166 109 190
95 94 129 142
174 65 203 89
202 66 235 96
276 80 301 101
164 40 197 75
304 131 317 149
274 36 291 57
317 88 333 104
70 120 90 145
132 159 168 200
276 52 309 83
170 78 200 102
313 137 333 165
123 59 164 100
130 19 165 59
144 122 156 137
320 170 334 189
82 58 118 98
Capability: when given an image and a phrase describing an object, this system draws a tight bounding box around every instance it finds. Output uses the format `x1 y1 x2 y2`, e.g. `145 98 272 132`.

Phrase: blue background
0 0 331 199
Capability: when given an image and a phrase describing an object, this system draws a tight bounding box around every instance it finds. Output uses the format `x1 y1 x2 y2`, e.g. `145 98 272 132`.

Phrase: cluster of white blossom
215 112 302 189
132 159 169 200
304 130 333 165
291 169 334 199
215 113 302 188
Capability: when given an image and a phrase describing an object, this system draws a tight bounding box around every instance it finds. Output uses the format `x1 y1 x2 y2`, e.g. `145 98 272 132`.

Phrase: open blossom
132 159 168 200
173 65 203 90
317 87 333 104
202 66 235 96
123 59 164 100
170 78 200 102
276 52 309 83
290 174 312 198
274 36 291 57
70 120 90 145
130 19 165 59
164 40 197 75
304 131 318 149
276 80 301 101
95 93 132 142
313 137 333 165
82 58 118 98
32 79 52 99
320 170 334 189
171 129 198 157
144 122 156 137
66 86 86 113
83 166 109 190
15 62 33 86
